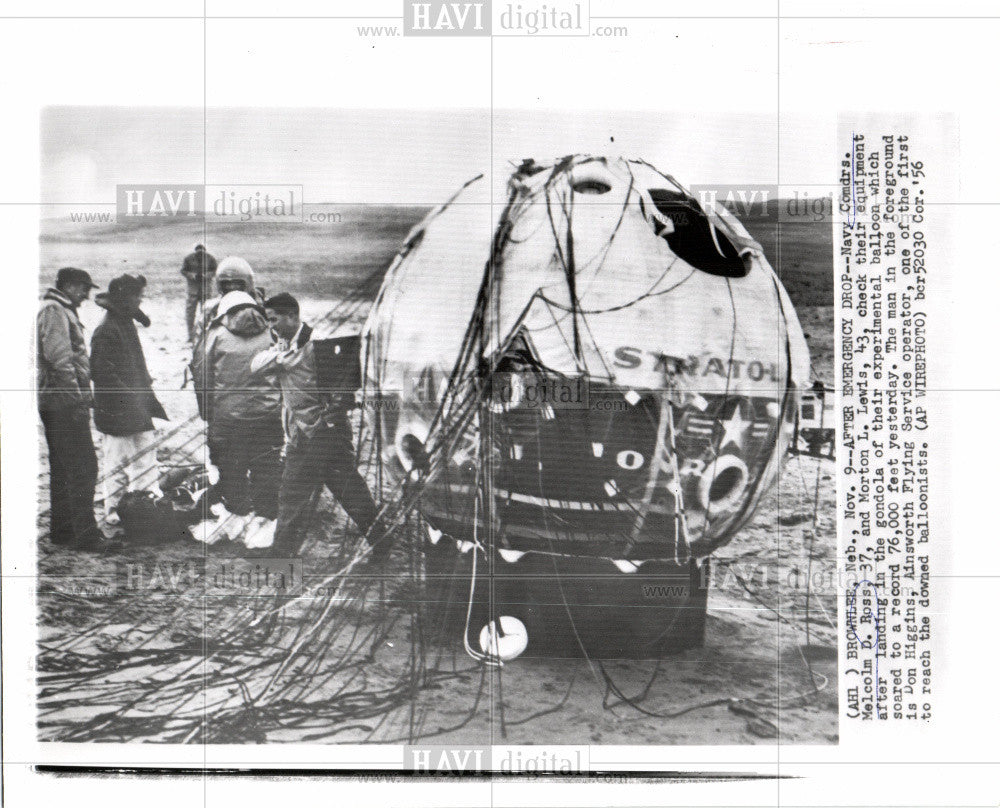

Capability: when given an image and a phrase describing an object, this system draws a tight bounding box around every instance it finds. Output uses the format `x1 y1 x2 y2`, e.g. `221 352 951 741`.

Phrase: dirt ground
36 208 838 745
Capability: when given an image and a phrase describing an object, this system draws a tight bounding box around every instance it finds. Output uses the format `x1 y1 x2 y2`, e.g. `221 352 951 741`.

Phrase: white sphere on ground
479 615 529 661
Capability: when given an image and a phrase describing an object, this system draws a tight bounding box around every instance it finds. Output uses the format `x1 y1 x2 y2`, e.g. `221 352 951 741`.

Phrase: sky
41 107 831 207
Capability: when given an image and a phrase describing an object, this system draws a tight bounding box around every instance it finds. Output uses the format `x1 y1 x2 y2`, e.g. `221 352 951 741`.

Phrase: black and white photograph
2 3 993 805
34 107 837 747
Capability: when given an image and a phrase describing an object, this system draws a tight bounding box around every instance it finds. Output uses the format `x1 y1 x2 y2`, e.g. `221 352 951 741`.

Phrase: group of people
37 245 388 562
37 267 164 551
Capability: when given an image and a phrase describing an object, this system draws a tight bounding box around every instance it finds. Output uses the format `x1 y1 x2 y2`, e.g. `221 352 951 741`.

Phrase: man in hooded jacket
90 273 168 522
191 290 282 546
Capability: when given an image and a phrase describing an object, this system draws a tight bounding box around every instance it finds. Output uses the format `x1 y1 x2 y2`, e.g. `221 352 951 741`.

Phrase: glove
206 463 220 485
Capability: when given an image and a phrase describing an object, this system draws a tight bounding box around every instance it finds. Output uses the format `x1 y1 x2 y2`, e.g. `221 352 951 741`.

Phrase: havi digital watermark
404 1 589 36
116 184 303 223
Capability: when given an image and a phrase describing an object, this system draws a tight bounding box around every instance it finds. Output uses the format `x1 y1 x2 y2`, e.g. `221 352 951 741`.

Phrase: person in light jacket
37 267 103 549
252 293 381 559
191 290 283 546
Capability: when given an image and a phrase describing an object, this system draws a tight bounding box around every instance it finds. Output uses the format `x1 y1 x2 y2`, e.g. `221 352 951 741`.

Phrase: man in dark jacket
181 244 217 343
90 273 168 523
37 267 103 549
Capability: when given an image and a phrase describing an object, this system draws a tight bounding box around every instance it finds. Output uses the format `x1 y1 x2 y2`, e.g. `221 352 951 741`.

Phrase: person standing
90 274 168 522
252 293 381 558
181 244 217 343
37 267 103 549
191 290 283 546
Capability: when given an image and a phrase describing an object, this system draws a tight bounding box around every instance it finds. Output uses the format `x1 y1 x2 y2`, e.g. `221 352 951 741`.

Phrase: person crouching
90 273 168 524
191 290 282 547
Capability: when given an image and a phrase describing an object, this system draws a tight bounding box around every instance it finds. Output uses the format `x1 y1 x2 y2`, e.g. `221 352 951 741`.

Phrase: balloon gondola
362 155 810 659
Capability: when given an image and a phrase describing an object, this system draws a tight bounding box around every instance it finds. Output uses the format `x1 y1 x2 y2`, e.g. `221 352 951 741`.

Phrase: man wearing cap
191 290 282 546
252 293 381 559
90 273 168 523
181 244 217 343
36 267 103 549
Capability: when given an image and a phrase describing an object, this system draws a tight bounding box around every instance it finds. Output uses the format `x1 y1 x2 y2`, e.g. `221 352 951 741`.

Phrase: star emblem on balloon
719 401 750 451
